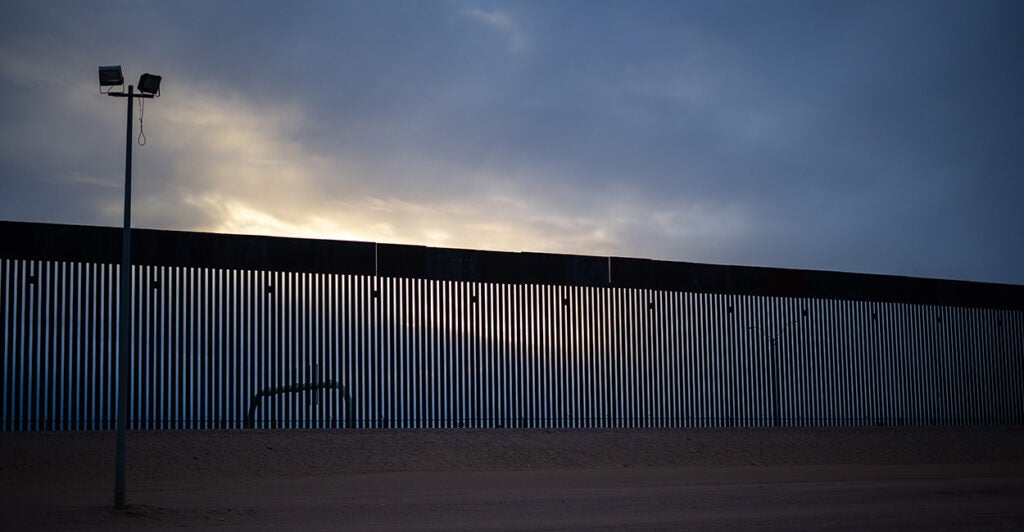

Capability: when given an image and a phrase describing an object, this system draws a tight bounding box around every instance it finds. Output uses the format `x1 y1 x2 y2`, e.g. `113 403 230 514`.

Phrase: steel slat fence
2 258 1023 430
2 220 1023 431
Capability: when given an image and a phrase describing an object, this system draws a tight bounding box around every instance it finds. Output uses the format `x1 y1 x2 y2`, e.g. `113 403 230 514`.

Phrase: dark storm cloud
1 1 1022 283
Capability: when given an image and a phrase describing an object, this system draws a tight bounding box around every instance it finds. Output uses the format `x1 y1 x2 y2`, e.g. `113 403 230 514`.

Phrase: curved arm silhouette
244 380 354 429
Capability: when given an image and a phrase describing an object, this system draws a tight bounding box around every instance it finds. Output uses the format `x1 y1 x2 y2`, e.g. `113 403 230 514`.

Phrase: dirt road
3 427 1023 530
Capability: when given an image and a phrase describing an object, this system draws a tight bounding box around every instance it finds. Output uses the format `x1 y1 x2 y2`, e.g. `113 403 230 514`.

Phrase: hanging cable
138 96 147 146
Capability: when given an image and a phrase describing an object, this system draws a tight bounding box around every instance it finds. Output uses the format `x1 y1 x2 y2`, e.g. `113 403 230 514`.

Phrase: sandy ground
3 427 1024 530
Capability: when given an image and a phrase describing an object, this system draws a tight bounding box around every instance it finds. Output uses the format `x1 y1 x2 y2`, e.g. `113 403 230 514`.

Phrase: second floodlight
99 65 124 87
138 73 162 95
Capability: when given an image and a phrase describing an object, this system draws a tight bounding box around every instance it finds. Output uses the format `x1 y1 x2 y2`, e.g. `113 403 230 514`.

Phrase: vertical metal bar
345 274 356 428
105 263 117 429
621 287 632 427
485 282 494 428
182 267 191 429
430 278 439 428
17 260 27 430
589 286 601 428
217 269 226 428
316 272 325 429
205 268 214 429
333 273 343 428
354 273 362 429
466 282 475 428
538 283 547 428
321 273 331 427
665 290 677 427
840 299 855 425
301 272 309 428
433 279 443 428
129 264 141 430
28 261 39 431
916 303 929 426
62 261 75 431
542 283 551 427
632 288 643 427
885 302 899 425
190 267 199 429
395 276 404 428
0 259 7 430
555 284 565 427
173 266 182 429
908 303 923 425
536 284 547 427
412 278 422 428
227 268 236 429
955 306 967 424
492 282 501 428
566 285 576 428
515 283 526 428
877 301 890 425
256 270 266 429
607 286 618 427
685 292 697 427
140 265 149 430
49 261 59 431
642 288 653 427
871 301 883 425
894 303 909 425
43 262 55 431
198 267 207 429
441 280 452 427
66 262 78 430
6 259 18 430
380 276 391 428
372 274 382 428
157 266 167 430
596 286 608 428
402 277 411 428
572 286 583 428
274 268 283 429
250 269 257 429
80 262 89 430
442 278 450 429
501 281 510 428
395 277 405 428
152 266 161 429
476 282 486 428
586 286 597 428
458 279 468 428
815 296 831 425
286 271 294 428
422 278 431 428
530 283 539 428
475 282 483 427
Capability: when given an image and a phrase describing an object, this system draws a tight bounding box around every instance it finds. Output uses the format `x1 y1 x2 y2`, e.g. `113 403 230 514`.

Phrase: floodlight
98 65 124 87
138 73 161 95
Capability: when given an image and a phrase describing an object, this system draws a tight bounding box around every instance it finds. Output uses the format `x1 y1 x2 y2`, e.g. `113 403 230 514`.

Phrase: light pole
748 319 800 428
99 65 161 509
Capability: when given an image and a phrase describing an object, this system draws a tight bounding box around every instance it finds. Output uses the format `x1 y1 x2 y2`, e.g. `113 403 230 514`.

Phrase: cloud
461 6 528 52
1 1 1023 285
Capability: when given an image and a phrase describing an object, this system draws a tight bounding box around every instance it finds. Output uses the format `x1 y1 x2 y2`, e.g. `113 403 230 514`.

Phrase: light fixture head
138 73 162 95
98 65 124 87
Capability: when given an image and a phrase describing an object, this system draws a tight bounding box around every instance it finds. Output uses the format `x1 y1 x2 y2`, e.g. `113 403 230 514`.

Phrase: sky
1 0 1022 285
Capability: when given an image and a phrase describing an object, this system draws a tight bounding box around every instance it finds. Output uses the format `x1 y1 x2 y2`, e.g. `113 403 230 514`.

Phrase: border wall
2 220 1023 430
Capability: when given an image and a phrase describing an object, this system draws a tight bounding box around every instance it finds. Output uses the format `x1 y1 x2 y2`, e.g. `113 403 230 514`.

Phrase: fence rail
2 221 1023 430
